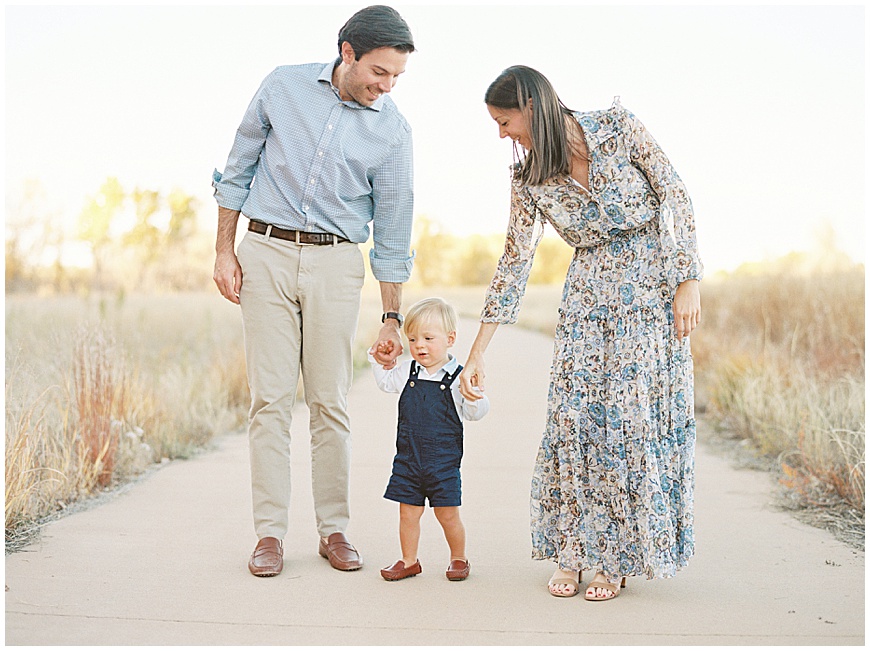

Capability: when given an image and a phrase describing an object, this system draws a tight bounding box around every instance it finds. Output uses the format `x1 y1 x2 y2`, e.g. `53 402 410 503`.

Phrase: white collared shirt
368 352 490 422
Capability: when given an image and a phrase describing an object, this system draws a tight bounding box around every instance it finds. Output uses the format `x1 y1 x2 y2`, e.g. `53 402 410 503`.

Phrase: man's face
338 43 409 107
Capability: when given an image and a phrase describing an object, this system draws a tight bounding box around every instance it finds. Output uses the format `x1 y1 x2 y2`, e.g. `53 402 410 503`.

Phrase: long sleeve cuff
674 254 704 284
369 248 416 284
460 392 490 421
212 169 250 212
367 349 404 393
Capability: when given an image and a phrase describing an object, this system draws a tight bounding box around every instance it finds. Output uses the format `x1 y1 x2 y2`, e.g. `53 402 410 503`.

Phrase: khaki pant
236 230 365 540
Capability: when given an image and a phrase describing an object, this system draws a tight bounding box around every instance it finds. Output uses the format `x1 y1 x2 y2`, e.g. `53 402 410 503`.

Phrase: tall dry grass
73 328 128 487
691 263 865 537
5 293 250 550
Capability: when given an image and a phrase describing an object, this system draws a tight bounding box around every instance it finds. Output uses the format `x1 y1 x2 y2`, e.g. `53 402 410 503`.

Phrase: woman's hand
459 352 486 401
673 279 701 338
460 322 499 401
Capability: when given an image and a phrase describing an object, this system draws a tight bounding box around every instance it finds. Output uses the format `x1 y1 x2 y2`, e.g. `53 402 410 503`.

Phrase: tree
166 189 198 245
159 189 206 290
5 179 67 292
77 177 125 291
124 188 162 265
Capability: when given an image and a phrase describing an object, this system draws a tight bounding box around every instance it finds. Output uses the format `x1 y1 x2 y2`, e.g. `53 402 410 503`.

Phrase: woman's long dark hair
485 65 575 186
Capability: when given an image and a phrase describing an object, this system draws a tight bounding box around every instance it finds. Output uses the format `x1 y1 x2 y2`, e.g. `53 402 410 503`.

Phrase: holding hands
459 322 498 402
459 353 486 402
371 324 403 370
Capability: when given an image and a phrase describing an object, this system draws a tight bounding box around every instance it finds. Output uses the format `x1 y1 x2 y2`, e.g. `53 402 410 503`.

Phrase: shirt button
310 178 315 184
303 205 310 211
318 151 324 157
327 124 333 130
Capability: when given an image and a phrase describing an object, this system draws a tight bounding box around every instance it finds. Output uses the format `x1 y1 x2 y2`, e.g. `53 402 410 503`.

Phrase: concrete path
5 319 864 645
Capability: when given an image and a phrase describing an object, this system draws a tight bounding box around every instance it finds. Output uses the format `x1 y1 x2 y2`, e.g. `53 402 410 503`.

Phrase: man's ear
340 41 356 64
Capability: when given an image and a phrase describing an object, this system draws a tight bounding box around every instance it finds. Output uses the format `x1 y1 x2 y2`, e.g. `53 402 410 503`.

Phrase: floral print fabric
482 100 702 582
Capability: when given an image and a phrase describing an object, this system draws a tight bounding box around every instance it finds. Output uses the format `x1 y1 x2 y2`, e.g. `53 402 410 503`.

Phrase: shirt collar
318 59 384 112
416 354 459 380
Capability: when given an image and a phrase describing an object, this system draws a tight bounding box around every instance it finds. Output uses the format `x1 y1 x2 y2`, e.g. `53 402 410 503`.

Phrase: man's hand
374 280 404 368
214 206 242 304
214 249 243 305
371 322 403 369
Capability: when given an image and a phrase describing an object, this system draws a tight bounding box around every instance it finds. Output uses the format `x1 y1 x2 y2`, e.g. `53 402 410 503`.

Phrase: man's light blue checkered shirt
213 60 415 283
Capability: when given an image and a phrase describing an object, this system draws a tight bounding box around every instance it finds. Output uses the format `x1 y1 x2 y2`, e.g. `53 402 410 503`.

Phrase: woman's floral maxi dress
481 101 703 582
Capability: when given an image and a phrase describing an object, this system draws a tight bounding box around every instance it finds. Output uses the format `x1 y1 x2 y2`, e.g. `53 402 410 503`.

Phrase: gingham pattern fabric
213 60 415 283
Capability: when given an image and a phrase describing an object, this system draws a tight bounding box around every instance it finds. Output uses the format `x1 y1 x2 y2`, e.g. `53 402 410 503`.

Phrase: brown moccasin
318 532 363 571
446 558 470 581
380 559 422 581
248 537 283 577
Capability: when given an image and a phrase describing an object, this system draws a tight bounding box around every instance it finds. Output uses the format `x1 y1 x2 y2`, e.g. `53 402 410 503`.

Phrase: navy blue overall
384 361 465 507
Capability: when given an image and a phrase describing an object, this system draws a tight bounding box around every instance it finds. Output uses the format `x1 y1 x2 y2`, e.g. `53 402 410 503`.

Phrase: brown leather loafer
248 537 283 577
318 532 363 571
446 559 470 581
380 559 422 581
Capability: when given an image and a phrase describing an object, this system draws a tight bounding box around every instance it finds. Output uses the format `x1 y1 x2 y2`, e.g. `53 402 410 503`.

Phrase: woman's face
487 105 532 151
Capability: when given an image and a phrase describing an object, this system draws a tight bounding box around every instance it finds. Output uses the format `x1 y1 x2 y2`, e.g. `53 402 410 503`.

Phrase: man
212 5 415 577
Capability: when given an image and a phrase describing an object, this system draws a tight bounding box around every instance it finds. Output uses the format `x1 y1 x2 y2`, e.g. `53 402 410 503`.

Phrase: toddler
369 297 489 581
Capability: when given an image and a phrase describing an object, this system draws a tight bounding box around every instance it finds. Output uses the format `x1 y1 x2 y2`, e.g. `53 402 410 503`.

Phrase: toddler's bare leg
399 503 425 565
433 506 466 560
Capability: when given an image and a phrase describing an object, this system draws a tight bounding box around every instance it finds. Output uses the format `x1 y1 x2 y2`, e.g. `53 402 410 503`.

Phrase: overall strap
441 364 464 389
409 361 420 380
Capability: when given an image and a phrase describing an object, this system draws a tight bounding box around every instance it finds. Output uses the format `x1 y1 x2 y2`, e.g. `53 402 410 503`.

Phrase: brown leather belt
248 220 349 245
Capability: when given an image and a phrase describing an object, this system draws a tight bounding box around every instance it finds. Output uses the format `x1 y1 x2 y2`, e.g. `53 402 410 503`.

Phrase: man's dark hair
337 5 415 60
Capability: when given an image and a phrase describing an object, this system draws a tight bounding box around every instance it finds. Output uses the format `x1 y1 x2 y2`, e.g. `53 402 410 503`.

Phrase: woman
459 66 702 602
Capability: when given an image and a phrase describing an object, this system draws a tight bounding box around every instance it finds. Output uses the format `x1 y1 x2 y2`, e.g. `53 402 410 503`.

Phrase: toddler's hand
376 340 398 368
371 327 402 370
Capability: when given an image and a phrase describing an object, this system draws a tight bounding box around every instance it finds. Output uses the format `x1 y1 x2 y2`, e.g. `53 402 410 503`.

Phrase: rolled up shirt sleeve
369 126 415 283
212 71 274 211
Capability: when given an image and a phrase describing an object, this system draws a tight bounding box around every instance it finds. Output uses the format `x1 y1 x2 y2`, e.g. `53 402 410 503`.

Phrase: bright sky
5 3 866 274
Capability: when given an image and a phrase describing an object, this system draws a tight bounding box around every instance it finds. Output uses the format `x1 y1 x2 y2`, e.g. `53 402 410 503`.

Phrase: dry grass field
5 292 249 549
691 266 865 547
6 266 864 550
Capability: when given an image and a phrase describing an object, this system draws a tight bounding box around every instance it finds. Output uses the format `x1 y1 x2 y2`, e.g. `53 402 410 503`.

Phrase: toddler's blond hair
404 297 458 336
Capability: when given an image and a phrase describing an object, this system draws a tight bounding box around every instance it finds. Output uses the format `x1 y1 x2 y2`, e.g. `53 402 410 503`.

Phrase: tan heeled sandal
548 570 583 598
584 576 626 601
